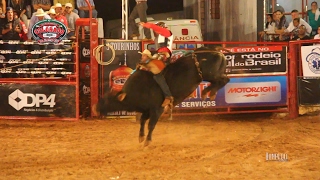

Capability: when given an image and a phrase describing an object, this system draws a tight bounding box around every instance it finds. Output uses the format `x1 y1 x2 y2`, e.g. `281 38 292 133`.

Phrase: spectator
1 7 22 77
314 26 320 39
290 18 301 38
76 0 97 18
274 10 287 31
46 6 56 18
54 3 68 27
13 10 28 41
7 0 28 27
24 0 32 18
1 7 21 42
281 10 312 36
27 8 50 40
0 0 6 18
64 2 78 38
307 1 320 36
54 0 74 9
128 0 151 40
32 0 51 11
292 25 311 40
259 14 276 41
53 0 77 14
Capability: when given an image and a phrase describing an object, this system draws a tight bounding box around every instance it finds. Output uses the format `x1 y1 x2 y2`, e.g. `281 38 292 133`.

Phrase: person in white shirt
313 26 320 45
284 9 312 35
259 14 276 41
27 8 51 40
314 26 320 39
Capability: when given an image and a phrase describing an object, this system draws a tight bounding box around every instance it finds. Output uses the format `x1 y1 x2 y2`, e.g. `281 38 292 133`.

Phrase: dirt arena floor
0 113 319 180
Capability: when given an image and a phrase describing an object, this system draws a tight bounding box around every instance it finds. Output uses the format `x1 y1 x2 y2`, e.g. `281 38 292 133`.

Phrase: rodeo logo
305 48 320 74
31 19 67 43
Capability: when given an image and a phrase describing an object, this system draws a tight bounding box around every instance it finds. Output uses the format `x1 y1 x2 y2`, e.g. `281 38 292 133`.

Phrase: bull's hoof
91 104 100 116
144 140 151 147
163 105 171 114
139 136 145 143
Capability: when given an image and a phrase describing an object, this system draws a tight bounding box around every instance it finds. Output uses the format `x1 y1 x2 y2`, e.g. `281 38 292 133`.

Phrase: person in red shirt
53 3 68 28
13 11 28 41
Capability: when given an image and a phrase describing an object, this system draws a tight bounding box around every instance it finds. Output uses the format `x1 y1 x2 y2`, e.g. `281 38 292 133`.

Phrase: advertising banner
175 76 287 109
80 42 91 62
300 46 320 77
298 77 320 105
79 41 91 117
225 46 287 75
0 84 76 117
101 39 142 116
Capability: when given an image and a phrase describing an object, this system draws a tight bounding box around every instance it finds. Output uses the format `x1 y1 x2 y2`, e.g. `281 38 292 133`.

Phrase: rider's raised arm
142 22 172 37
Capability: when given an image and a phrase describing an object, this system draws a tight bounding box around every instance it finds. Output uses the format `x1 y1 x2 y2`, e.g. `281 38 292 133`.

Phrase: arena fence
0 40 80 121
290 39 320 109
141 40 299 118
95 40 298 119
2 38 312 120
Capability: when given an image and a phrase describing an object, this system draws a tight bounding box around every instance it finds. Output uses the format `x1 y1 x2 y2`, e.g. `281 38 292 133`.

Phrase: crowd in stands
0 0 98 41
260 1 320 42
0 0 98 78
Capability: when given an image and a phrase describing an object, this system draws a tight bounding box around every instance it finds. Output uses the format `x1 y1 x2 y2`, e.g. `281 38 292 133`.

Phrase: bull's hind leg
145 108 164 146
139 111 150 143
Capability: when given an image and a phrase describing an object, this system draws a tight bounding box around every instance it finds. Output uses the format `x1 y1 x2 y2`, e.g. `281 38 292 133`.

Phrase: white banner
301 46 320 77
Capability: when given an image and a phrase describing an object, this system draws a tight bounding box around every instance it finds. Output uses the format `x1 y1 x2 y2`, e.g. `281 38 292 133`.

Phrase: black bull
93 47 230 146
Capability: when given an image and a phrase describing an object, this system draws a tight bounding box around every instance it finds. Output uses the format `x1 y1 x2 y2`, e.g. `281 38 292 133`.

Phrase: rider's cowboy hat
138 49 154 59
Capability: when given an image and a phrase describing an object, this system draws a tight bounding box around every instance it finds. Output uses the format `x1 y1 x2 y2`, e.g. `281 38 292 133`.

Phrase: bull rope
93 43 115 65
191 53 203 79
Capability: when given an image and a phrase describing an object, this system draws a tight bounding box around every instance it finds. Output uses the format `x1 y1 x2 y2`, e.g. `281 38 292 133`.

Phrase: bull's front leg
145 108 163 146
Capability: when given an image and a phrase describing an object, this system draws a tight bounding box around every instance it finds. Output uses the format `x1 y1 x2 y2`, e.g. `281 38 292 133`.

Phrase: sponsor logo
31 19 67 43
225 52 282 67
305 47 320 74
176 82 217 108
266 153 288 162
84 65 90 77
83 85 90 95
174 35 199 41
82 47 90 57
225 81 281 103
229 46 283 53
180 101 216 108
8 89 56 111
104 42 140 51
